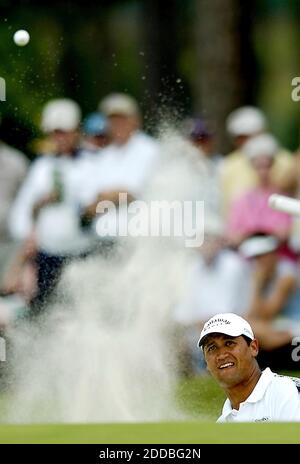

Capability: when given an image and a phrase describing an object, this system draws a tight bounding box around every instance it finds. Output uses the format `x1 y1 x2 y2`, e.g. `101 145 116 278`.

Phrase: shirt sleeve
270 378 300 421
8 159 47 241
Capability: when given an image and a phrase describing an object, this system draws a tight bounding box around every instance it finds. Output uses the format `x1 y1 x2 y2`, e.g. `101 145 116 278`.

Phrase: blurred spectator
100 92 142 145
226 134 292 247
286 139 300 253
80 93 159 235
239 233 300 354
188 117 223 171
0 128 29 286
174 216 250 373
176 228 300 373
80 112 109 152
74 112 110 228
8 98 94 315
240 234 297 322
187 117 223 219
175 217 250 325
221 106 295 217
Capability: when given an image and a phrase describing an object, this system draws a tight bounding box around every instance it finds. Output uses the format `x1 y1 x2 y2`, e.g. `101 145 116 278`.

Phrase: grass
0 373 299 443
176 373 225 420
0 422 300 444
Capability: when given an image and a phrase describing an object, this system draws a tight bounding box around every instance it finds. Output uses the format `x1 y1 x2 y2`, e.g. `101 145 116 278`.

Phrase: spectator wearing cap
100 92 142 146
221 106 295 217
175 216 250 324
8 98 94 314
240 233 297 323
189 117 223 172
79 93 159 234
173 215 251 374
80 112 108 153
74 112 109 217
187 117 223 221
226 133 292 247
238 233 300 358
40 98 81 158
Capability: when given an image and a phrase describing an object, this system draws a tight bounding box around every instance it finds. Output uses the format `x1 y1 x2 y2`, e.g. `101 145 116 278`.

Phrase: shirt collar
220 368 274 419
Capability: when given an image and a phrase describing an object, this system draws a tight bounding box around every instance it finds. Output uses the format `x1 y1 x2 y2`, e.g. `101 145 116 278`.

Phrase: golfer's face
203 334 258 388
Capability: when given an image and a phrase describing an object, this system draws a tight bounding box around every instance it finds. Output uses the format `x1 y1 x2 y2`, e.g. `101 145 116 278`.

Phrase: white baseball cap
243 133 279 160
226 106 267 137
99 93 140 117
41 98 81 133
239 235 279 259
197 313 254 347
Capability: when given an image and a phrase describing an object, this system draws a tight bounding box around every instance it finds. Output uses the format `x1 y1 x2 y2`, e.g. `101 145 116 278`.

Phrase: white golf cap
239 235 279 259
41 98 81 133
243 133 279 160
99 93 140 117
197 313 254 347
226 106 267 137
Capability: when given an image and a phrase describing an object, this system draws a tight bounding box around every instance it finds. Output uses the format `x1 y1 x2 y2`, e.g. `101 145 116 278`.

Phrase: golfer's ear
250 338 259 357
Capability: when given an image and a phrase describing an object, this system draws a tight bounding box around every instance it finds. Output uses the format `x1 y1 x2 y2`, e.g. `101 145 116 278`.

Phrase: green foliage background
1 0 300 157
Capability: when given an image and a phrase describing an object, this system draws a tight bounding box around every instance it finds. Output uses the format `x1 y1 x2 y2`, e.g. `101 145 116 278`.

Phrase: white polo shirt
76 131 159 239
218 368 300 422
9 155 93 255
78 131 159 207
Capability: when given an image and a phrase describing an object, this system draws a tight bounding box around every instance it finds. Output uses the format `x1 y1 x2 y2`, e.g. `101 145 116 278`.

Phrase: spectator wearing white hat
8 98 94 314
80 93 159 236
226 133 292 247
238 233 300 361
221 106 295 217
175 215 250 325
173 216 251 374
239 233 297 324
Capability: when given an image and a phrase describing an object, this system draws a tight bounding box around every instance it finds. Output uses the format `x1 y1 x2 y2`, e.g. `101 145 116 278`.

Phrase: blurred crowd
1 94 300 373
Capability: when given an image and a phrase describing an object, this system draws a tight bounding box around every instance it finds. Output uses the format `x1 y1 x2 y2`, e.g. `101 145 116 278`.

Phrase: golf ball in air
13 30 30 46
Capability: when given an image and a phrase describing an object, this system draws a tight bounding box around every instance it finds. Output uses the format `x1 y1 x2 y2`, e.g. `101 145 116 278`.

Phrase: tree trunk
194 0 256 152
140 0 180 116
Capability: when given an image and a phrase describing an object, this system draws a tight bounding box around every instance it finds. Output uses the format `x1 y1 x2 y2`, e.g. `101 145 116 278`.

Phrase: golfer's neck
225 365 262 411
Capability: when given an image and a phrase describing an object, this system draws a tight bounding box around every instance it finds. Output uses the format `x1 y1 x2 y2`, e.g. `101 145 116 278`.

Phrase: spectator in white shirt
80 93 159 240
174 216 250 374
9 99 93 315
198 313 300 422
174 218 250 326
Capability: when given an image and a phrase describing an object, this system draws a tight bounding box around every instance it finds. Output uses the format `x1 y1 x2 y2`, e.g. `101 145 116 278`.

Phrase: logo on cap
205 317 231 329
